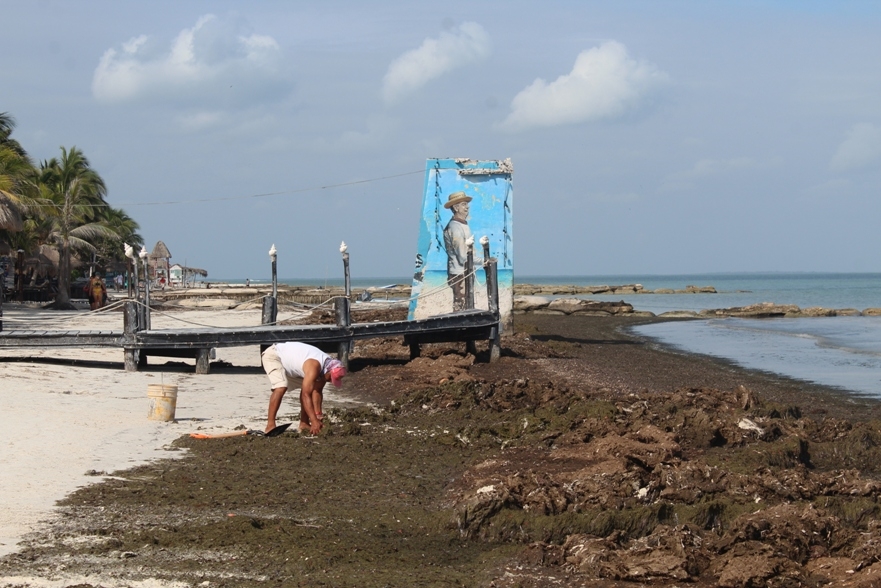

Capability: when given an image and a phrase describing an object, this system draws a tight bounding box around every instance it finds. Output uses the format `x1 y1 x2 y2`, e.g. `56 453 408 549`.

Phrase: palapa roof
150 240 171 259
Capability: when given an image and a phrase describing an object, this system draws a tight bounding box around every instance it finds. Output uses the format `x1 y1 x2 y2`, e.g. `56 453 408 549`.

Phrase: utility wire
126 169 424 207
17 169 424 208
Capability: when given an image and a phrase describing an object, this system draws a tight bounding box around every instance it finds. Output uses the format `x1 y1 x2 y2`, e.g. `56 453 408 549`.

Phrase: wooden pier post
341 242 351 298
123 300 140 371
261 245 279 356
139 248 151 331
464 240 477 356
334 296 351 368
261 296 277 326
269 244 278 300
465 240 475 311
336 242 352 368
484 257 501 362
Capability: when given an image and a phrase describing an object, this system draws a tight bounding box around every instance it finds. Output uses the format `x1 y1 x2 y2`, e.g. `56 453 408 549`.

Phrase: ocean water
632 317 881 399
544 272 881 399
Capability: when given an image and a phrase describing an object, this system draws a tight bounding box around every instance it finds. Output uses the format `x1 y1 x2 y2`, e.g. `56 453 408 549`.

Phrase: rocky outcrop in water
515 297 881 318
514 296 643 316
514 284 717 295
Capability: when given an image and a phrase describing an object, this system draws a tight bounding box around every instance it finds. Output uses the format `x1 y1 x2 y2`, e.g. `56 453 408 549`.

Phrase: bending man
261 342 347 435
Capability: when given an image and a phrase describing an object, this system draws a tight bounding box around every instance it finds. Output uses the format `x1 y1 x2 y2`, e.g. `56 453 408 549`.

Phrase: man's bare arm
299 359 325 435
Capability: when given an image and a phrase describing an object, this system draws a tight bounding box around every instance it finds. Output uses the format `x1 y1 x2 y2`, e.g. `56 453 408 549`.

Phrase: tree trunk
46 239 77 310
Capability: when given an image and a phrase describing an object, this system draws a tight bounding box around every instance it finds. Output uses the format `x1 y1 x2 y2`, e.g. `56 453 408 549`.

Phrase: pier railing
0 242 502 374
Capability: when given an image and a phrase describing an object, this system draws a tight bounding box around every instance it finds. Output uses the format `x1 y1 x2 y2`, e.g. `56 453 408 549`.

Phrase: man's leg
262 345 290 433
448 273 465 311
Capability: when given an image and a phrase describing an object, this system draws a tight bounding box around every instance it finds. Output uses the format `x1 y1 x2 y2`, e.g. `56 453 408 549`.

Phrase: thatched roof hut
150 241 171 259
148 240 171 282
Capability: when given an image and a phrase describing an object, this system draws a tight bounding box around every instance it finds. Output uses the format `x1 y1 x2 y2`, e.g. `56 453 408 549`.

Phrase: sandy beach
0 302 359 560
3 308 881 586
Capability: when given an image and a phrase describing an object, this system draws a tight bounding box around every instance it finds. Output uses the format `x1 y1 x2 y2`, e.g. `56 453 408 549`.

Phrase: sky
2 0 881 280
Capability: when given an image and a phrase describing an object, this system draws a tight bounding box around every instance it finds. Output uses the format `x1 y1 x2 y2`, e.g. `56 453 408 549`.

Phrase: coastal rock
659 310 701 318
700 303 801 318
800 307 837 317
547 298 587 314
683 285 717 293
513 295 552 312
610 284 644 294
547 298 635 316
863 308 881 316
513 283 719 296
698 303 864 319
513 296 635 315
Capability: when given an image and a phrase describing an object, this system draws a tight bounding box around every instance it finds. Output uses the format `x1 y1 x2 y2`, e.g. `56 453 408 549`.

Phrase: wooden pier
0 259 502 374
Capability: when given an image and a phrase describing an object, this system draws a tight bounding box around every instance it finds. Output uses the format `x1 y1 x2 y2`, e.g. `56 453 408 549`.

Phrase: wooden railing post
334 296 351 368
336 242 353 368
465 241 475 311
123 300 141 371
261 296 277 326
261 245 279 357
484 257 501 362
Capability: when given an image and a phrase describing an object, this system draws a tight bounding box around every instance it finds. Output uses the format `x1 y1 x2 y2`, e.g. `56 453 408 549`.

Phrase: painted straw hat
443 191 472 209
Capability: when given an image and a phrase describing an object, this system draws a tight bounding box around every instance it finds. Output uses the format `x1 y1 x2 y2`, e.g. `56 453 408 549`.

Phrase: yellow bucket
147 384 178 421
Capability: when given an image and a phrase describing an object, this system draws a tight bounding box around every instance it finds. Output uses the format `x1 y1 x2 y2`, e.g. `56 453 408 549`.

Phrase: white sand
0 302 355 559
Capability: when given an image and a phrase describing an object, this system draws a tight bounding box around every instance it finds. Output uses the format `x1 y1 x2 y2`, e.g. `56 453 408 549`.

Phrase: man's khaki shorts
261 345 303 390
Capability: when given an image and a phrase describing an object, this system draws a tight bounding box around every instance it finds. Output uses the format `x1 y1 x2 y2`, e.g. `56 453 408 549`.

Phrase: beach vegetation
36 146 118 308
0 112 35 233
1 111 143 307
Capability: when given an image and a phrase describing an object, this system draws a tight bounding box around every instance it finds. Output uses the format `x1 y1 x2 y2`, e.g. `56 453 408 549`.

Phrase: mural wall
408 158 513 331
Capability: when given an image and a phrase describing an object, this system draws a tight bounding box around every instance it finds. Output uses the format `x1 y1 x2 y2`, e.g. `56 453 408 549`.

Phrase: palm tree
90 206 143 267
0 113 35 233
38 146 116 309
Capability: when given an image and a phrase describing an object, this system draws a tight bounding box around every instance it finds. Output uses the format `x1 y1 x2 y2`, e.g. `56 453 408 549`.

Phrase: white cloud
500 41 669 132
92 14 291 111
830 123 881 172
382 22 490 104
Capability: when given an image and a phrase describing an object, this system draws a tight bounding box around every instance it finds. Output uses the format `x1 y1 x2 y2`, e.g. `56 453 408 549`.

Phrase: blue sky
2 1 880 279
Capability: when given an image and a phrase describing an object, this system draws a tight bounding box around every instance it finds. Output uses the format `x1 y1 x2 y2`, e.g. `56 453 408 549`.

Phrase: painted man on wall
443 191 472 311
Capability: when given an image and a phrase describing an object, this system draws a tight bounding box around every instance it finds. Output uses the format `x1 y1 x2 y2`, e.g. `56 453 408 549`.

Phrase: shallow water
633 316 881 399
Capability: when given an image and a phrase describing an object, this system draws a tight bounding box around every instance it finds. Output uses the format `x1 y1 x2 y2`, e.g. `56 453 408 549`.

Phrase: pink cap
330 366 346 387
325 359 346 387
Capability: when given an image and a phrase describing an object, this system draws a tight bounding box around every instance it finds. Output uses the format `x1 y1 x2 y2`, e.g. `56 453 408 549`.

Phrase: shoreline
2 313 881 585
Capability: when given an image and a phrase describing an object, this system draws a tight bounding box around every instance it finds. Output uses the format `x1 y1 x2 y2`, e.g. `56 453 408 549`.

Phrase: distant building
169 263 208 288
